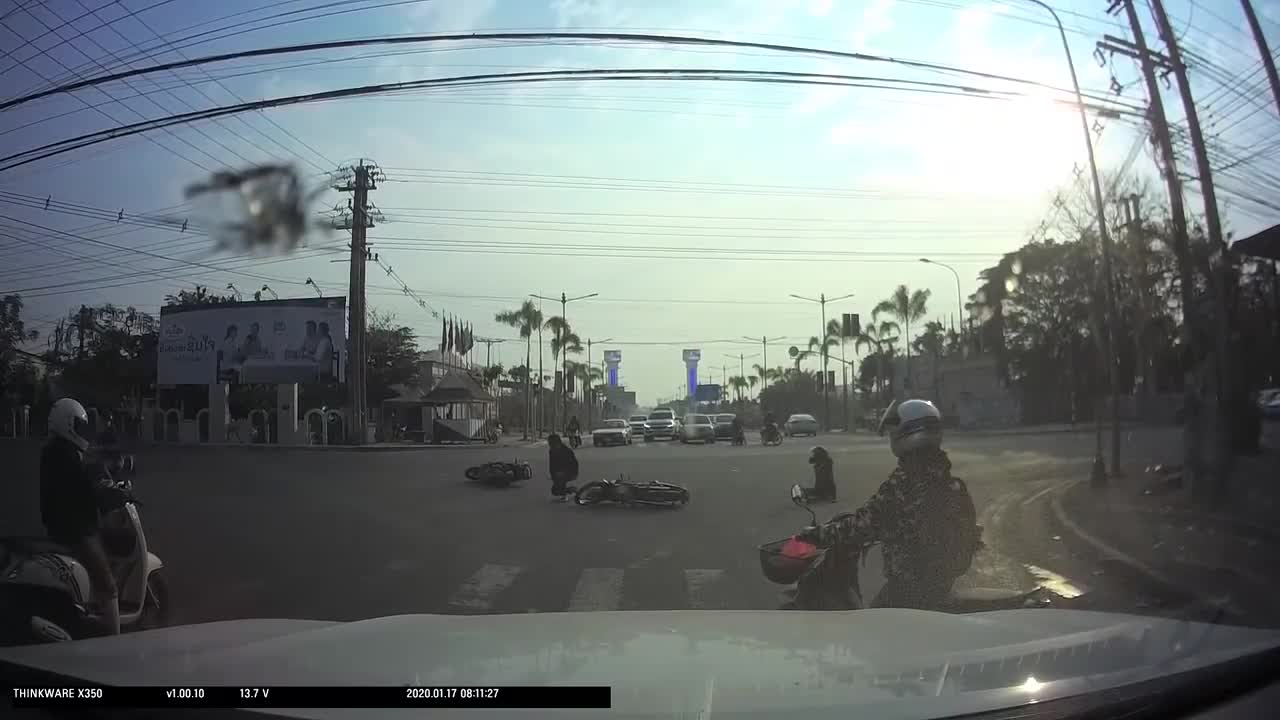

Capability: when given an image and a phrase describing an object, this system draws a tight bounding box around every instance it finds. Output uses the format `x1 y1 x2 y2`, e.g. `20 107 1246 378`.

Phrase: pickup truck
643 408 680 441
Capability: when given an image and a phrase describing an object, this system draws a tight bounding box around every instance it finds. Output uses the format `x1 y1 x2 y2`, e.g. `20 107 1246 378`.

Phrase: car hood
592 428 626 434
646 419 673 425
2 610 1277 720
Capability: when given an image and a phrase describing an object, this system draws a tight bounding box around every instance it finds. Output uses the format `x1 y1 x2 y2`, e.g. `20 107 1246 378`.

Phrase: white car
785 413 820 437
678 414 716 444
628 414 648 434
592 419 633 446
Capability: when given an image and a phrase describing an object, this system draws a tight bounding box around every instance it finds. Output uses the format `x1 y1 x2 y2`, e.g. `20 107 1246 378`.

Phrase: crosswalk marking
567 568 625 611
447 564 523 611
683 569 728 609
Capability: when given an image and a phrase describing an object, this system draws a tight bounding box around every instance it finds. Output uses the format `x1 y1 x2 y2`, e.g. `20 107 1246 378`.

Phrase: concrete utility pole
1101 0 1205 491
743 335 786 392
531 291 597 433
1240 0 1280 116
1146 0 1236 493
334 160 382 445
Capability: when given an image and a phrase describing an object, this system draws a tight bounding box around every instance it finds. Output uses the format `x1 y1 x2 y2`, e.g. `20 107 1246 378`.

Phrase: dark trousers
551 472 575 496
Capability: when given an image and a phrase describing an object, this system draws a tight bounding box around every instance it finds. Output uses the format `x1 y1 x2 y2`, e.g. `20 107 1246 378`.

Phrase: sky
1 0 1277 406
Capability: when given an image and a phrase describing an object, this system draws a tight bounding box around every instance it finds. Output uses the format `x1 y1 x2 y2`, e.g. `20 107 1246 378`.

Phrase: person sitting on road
818 399 978 610
40 398 120 635
547 433 579 502
807 446 837 502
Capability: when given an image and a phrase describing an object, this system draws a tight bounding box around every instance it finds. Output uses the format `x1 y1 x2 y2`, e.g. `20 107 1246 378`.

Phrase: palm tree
728 375 749 402
752 363 770 392
854 316 900 404
544 316 576 430
747 375 759 397
494 301 542 439
873 285 931 395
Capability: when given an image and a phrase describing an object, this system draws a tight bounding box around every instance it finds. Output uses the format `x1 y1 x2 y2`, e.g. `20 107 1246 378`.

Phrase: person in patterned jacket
824 399 979 610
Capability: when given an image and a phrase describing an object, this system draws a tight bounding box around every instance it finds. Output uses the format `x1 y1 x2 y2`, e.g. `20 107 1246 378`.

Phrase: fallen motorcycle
574 475 690 508
464 460 533 488
758 484 1054 612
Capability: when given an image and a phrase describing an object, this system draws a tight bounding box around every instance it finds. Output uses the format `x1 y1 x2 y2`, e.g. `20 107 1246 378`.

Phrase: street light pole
1016 0 1119 484
532 291 597 433
919 258 963 337
789 292 855 432
742 336 786 392
724 352 760 402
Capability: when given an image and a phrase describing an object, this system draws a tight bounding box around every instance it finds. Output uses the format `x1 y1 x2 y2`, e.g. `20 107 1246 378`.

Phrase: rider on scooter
763 411 779 441
40 398 120 635
566 416 582 446
810 399 978 610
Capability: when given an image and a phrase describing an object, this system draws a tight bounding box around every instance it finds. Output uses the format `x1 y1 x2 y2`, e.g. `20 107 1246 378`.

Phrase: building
381 349 496 442
890 353 1020 428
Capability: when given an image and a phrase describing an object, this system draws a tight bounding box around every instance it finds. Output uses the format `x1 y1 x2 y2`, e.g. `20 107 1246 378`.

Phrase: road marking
447 564 523 611
1020 481 1063 508
684 569 728 609
1024 564 1087 598
567 568 624 611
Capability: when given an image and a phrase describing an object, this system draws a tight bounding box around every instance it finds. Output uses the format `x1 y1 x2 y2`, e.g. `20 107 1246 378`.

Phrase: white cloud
828 118 860 145
851 0 895 52
406 0 499 31
809 0 834 17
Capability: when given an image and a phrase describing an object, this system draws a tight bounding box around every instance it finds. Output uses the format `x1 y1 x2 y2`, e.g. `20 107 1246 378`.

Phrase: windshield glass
2 3 1278 715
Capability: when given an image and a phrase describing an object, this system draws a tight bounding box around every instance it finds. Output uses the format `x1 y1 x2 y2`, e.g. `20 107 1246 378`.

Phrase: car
592 418 632 446
643 408 679 441
628 414 648 434
712 413 737 440
679 414 717 444
785 413 820 437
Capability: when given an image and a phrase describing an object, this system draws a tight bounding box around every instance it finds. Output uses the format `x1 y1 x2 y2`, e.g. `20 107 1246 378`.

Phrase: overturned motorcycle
574 475 690 508
758 484 1057 612
0 455 170 645
465 460 534 488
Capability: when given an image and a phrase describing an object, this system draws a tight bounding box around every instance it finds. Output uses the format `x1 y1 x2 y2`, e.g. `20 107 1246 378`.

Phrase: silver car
785 413 820 437
679 414 717 444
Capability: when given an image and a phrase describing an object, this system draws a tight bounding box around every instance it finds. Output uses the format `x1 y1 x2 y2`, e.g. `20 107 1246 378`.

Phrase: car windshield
3 5 1279 716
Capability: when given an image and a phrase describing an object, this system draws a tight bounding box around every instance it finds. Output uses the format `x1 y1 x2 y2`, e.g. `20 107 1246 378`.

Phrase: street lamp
1015 0 1120 485
789 292 855 431
723 352 760 402
304 277 323 298
531 291 598 432
919 258 964 337
741 336 786 391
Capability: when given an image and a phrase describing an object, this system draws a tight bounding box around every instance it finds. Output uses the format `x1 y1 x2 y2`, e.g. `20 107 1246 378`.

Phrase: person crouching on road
547 433 579 502
808 446 836 502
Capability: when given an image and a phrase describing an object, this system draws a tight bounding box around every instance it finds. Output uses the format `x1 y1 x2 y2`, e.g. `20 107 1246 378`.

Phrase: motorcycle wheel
137 570 172 631
574 482 609 506
465 466 482 481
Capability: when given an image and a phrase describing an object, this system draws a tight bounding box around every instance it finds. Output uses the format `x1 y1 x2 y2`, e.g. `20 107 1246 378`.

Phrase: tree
854 316 899 404
364 311 419 405
494 300 542 439
728 374 749 401
162 285 236 308
1 295 39 406
874 285 931 395
544 316 577 430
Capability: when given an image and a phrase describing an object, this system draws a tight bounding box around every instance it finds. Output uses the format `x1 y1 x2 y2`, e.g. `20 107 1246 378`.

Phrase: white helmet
48 397 91 451
878 399 943 458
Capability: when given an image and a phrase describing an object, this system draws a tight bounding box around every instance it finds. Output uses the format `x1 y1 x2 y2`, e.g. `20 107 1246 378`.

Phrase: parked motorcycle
760 423 783 446
465 460 533 488
574 475 690 508
757 484 1053 612
0 454 169 645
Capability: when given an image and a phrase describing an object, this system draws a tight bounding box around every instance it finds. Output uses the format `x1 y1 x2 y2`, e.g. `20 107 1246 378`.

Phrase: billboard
682 349 701 363
159 297 346 385
603 350 622 363
695 384 721 402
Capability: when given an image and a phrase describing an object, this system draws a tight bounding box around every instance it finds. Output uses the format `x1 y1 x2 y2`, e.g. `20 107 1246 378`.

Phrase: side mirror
791 484 806 505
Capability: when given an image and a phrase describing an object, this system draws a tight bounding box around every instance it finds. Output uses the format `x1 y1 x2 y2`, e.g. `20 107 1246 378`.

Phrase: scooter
574 474 690 508
465 459 533 488
731 425 747 446
567 429 583 449
758 484 1054 612
760 423 783 446
0 455 169 644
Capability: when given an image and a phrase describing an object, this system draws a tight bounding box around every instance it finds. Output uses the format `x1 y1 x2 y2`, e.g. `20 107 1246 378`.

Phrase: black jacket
549 443 579 477
40 436 98 543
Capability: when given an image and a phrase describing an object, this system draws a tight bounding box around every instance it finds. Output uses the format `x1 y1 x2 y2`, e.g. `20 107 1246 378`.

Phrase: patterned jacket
828 449 978 588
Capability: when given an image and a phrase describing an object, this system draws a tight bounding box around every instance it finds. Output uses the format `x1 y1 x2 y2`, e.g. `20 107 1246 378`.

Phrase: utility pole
1147 0 1235 495
1241 0 1280 115
585 336 613 429
743 336 786 393
1102 0 1205 489
790 293 854 432
537 297 544 438
531 291 597 433
334 160 382 445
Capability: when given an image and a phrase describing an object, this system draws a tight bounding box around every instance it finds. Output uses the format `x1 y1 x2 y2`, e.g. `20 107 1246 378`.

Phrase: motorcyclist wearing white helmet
40 398 120 635
821 399 979 610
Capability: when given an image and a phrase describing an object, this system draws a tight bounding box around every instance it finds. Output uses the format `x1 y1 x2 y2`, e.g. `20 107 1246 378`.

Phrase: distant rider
816 399 978 610
731 415 745 444
806 446 837 502
547 433 579 502
763 411 779 441
566 415 582 446
40 398 120 635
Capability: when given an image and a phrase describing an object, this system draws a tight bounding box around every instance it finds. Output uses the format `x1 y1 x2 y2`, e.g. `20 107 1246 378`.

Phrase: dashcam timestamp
11 685 611 709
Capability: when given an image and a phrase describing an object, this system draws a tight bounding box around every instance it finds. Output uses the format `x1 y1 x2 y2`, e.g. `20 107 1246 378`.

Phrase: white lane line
684 569 728 610
567 568 624 611
447 564 523 611
1024 564 1087 598
1021 481 1064 508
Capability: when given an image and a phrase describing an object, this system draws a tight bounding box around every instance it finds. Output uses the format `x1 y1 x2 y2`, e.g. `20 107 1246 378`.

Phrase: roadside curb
1047 482 1240 618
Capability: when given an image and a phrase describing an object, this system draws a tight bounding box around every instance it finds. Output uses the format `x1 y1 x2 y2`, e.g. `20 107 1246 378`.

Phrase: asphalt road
0 429 1182 626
